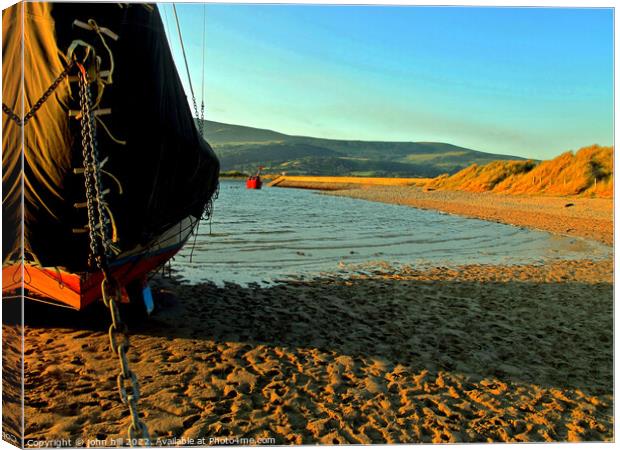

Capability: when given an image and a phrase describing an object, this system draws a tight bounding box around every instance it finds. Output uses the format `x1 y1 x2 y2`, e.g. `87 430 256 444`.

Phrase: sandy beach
8 255 612 444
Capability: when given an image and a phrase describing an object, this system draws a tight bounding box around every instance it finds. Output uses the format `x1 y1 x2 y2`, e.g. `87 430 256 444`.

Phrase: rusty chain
76 61 151 446
2 103 22 125
77 62 103 268
2 60 74 127
198 101 205 137
102 279 150 444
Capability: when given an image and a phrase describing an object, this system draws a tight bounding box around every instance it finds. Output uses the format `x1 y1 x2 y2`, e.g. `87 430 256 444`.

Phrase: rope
96 115 127 145
172 4 199 121
201 4 206 102
88 19 115 84
199 3 206 136
188 181 219 262
188 218 201 264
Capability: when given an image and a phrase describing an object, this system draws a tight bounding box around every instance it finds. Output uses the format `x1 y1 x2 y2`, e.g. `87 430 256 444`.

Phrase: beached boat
2 3 220 311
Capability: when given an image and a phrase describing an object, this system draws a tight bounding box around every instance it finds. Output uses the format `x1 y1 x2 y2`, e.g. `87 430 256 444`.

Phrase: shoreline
300 184 613 245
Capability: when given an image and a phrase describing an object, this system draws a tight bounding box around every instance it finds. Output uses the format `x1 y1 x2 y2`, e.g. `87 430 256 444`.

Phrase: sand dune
11 259 613 444
425 145 612 198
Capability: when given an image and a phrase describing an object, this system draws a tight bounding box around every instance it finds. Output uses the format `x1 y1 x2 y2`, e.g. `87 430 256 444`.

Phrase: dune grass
425 160 536 193
425 145 613 198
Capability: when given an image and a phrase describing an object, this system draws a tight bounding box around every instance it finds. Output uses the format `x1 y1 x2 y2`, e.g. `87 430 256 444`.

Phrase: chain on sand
102 279 151 444
77 63 151 445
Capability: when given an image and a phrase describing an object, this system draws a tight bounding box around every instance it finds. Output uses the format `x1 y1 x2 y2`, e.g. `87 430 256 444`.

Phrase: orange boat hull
2 247 179 310
2 216 197 310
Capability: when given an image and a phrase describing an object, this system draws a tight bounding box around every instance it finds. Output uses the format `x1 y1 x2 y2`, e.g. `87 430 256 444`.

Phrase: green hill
199 120 526 177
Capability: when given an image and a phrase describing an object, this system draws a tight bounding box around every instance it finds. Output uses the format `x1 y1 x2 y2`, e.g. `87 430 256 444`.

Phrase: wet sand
12 258 613 444
320 185 613 245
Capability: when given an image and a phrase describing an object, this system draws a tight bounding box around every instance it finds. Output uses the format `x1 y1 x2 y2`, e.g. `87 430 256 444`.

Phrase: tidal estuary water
175 180 611 285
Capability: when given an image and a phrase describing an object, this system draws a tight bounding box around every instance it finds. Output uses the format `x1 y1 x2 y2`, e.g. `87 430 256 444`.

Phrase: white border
0 1 615 450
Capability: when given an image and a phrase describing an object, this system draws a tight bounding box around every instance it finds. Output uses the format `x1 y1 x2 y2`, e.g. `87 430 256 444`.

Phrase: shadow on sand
17 273 613 397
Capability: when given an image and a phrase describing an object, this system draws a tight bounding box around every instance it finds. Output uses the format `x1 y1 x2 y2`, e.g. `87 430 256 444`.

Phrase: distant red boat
246 176 262 189
246 166 264 189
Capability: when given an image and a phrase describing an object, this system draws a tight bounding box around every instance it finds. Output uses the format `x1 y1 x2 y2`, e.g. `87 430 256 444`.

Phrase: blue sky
160 4 613 159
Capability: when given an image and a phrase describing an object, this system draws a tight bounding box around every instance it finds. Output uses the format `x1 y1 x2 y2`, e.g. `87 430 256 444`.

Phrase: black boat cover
2 2 220 271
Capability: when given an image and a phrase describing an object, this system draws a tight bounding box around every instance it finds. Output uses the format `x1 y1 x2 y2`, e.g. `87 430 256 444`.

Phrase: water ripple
175 180 611 285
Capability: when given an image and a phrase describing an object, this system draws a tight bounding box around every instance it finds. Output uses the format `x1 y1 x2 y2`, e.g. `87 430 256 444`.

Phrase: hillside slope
200 120 525 177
